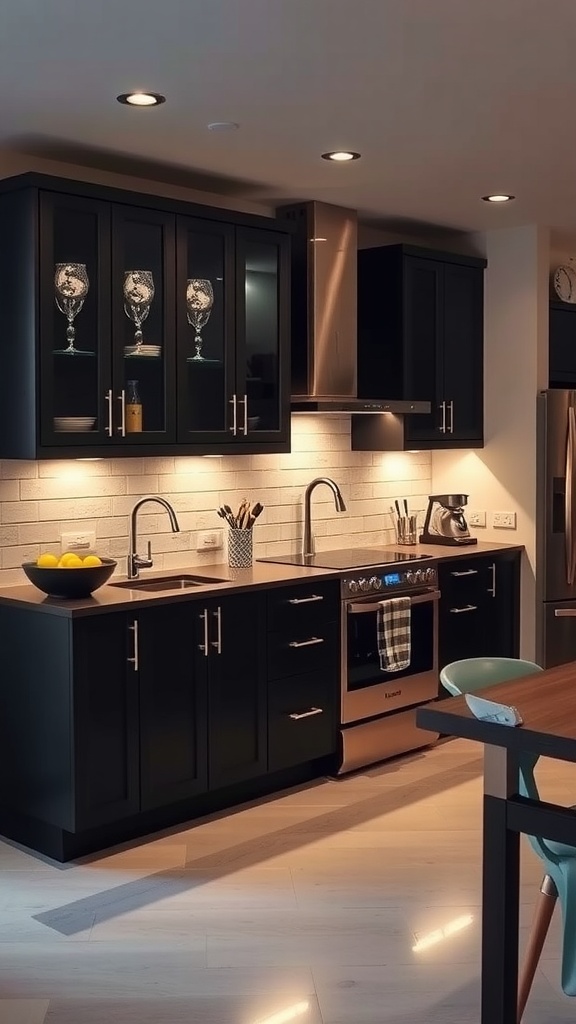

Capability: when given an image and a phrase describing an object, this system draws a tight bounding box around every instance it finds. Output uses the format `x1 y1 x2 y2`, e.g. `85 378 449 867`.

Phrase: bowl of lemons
22 552 117 598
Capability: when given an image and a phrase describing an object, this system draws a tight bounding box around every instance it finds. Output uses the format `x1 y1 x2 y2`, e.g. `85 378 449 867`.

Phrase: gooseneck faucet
128 496 180 579
303 477 347 558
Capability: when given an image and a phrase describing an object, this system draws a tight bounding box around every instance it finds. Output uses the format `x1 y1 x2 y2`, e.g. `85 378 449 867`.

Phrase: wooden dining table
416 662 576 1024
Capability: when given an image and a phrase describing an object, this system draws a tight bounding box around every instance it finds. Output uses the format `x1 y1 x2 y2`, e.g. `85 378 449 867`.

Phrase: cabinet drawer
268 672 337 772
267 621 339 680
439 557 495 603
266 581 339 632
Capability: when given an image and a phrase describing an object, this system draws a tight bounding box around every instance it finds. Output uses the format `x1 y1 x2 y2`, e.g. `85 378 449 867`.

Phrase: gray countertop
0 540 524 618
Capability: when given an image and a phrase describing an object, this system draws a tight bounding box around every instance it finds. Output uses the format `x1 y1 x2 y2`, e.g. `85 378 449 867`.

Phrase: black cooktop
258 548 433 570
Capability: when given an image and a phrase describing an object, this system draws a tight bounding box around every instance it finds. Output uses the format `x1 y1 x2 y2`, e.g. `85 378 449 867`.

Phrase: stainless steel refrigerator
537 388 576 666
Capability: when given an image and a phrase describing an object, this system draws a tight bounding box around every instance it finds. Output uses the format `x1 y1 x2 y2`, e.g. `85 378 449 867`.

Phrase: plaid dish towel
377 597 411 672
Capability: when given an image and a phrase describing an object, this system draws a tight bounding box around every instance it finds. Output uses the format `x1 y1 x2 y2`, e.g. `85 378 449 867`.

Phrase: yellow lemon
62 554 83 568
82 554 102 567
59 552 82 568
36 552 59 568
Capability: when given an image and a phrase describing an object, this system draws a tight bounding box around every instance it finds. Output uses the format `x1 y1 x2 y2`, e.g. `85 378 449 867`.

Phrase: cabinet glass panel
45 200 104 441
113 208 172 439
240 238 280 433
179 221 231 436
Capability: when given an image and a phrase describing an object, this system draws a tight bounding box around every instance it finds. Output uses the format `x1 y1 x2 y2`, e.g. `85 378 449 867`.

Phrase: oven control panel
342 564 437 596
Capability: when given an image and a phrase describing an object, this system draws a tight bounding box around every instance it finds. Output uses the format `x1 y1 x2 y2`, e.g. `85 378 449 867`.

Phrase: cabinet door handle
117 390 126 437
288 637 325 648
239 393 248 435
555 608 576 616
127 619 139 670
229 394 237 436
198 609 209 656
287 594 324 605
487 562 496 597
450 569 479 577
288 707 324 720
439 401 446 434
449 604 478 614
211 606 222 654
447 400 454 434
105 389 113 437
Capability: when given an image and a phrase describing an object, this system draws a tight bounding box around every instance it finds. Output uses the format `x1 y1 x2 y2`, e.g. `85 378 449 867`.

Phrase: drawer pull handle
450 569 479 577
288 637 325 648
449 604 478 614
287 594 324 605
288 707 324 720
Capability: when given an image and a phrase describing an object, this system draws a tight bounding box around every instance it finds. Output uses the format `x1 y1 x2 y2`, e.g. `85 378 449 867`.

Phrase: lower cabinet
201 593 267 790
266 580 340 771
0 578 340 860
138 603 208 812
438 550 521 671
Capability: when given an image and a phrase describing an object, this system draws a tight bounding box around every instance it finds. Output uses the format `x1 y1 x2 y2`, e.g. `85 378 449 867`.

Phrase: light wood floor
0 738 574 1023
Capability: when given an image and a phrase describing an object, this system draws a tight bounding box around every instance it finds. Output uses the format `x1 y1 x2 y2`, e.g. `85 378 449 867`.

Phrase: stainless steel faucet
127 496 180 579
303 477 347 557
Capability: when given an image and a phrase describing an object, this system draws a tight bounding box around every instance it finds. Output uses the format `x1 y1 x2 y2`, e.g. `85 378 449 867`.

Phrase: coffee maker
420 494 477 546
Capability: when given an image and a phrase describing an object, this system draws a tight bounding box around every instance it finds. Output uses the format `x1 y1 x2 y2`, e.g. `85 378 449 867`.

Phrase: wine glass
186 279 214 361
123 271 155 352
54 263 90 355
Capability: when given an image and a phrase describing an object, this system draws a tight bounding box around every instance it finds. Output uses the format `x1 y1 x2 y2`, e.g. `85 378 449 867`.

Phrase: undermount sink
110 573 227 593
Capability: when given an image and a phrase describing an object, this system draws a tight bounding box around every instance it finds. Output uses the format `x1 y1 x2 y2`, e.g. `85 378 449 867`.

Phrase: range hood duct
279 201 429 416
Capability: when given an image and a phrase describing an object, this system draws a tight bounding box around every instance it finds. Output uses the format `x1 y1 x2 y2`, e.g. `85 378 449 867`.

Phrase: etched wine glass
123 271 155 352
54 263 90 355
186 278 214 361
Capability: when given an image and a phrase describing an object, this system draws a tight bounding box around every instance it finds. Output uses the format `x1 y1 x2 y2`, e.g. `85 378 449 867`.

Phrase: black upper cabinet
355 244 486 450
175 219 290 444
549 301 576 387
0 173 291 458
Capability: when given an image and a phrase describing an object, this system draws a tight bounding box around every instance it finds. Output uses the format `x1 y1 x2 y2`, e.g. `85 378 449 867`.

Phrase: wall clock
553 263 576 303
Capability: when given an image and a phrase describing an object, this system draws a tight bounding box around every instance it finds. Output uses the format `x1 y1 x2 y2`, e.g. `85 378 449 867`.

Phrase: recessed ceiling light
321 151 361 162
117 92 166 107
207 121 239 132
482 194 515 203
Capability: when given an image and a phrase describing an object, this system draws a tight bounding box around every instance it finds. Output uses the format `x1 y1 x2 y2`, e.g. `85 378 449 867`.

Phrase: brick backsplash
0 417 431 585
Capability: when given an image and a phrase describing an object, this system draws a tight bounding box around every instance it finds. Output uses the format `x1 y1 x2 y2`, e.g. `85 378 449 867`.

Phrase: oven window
346 600 434 690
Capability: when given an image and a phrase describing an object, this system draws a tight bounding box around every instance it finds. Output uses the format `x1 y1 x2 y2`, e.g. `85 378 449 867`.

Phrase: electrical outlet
61 530 97 552
196 529 223 552
468 509 486 528
492 511 517 530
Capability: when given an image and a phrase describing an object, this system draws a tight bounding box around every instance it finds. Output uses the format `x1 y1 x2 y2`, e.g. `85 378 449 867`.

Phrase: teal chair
440 657 576 1020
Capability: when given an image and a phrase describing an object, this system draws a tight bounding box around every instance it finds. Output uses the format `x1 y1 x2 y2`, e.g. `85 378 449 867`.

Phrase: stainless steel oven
338 562 441 773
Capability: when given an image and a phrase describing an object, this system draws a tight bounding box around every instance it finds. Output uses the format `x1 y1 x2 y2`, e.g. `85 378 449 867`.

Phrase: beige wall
0 418 431 586
432 225 550 659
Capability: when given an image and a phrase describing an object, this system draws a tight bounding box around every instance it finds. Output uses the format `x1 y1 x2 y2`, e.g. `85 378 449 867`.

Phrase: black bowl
22 557 117 598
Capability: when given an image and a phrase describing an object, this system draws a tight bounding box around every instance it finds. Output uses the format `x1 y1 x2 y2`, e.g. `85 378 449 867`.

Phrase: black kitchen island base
0 757 334 863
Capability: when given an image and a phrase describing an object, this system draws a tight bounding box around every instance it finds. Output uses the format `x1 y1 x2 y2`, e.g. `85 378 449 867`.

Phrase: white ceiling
2 0 576 239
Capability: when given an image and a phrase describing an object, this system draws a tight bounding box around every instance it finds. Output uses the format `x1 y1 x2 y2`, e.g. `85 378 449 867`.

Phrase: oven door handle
347 589 440 614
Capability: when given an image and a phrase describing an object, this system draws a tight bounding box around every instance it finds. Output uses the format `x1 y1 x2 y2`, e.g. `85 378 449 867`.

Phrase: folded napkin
377 597 411 672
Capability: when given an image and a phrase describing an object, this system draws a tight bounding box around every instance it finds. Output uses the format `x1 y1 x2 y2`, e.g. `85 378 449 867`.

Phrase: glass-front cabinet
0 174 290 459
176 218 289 444
40 195 177 448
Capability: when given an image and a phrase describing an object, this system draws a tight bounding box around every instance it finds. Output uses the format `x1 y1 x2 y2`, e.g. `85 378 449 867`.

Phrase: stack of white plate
54 416 96 432
124 344 161 357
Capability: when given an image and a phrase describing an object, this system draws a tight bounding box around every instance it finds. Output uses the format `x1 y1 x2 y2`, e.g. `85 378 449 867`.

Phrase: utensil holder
397 515 417 546
227 528 253 568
